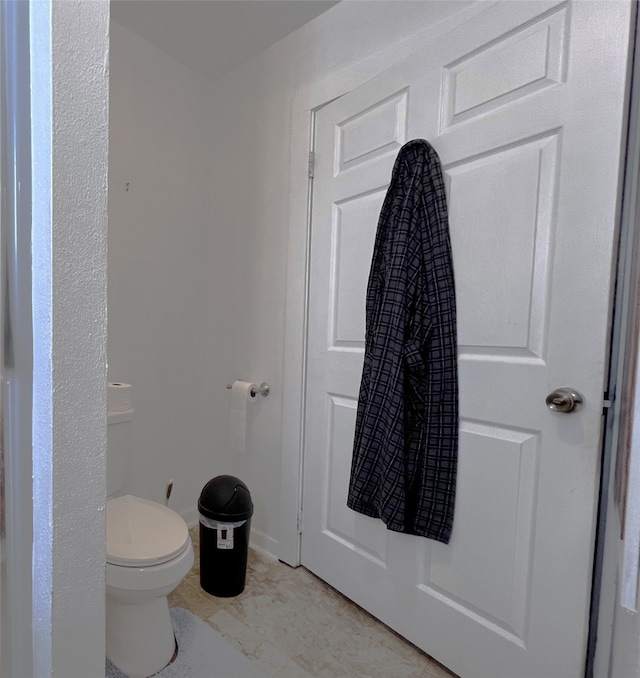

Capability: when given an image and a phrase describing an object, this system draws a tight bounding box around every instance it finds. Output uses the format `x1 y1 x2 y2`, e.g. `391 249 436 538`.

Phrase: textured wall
32 1 110 676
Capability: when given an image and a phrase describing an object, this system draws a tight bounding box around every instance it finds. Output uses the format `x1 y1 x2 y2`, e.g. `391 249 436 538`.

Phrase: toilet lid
107 495 190 567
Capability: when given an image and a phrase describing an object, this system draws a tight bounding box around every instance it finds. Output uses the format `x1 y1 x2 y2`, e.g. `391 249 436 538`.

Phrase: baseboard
249 528 279 561
181 507 279 561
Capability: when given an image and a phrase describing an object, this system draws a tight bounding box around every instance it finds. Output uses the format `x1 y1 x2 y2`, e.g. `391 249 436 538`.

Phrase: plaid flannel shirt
347 139 458 544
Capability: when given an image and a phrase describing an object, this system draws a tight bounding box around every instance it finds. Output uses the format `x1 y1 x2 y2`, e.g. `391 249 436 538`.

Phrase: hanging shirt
347 139 458 544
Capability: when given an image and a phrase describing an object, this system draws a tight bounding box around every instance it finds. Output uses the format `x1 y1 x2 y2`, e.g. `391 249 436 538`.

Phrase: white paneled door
301 2 633 677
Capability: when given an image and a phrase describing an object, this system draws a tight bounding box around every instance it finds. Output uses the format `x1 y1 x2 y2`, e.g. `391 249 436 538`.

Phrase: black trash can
198 475 253 597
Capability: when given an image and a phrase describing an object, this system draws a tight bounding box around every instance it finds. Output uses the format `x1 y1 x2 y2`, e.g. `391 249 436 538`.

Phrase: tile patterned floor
169 527 456 678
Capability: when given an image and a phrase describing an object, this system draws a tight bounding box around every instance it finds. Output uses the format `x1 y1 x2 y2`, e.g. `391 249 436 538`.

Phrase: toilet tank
107 410 134 497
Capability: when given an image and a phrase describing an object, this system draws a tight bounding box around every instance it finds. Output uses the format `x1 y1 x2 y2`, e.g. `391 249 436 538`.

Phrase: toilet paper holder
226 381 270 398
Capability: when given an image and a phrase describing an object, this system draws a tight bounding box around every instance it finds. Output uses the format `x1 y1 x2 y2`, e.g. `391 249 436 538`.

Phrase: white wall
109 2 474 553
108 21 214 517
32 1 109 676
203 0 473 554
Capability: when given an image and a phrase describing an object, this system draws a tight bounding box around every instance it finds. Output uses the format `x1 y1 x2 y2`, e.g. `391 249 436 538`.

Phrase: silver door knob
546 388 585 413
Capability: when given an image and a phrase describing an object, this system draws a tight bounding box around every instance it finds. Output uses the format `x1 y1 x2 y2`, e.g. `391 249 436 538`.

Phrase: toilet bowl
106 494 194 678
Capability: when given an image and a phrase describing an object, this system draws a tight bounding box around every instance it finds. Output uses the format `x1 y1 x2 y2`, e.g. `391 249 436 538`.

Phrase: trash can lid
198 475 253 521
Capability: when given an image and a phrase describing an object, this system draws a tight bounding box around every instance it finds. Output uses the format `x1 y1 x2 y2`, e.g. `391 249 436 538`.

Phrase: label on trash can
199 516 246 550
217 527 234 549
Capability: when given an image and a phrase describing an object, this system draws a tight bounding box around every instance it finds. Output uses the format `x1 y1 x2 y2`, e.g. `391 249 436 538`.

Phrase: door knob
546 388 585 413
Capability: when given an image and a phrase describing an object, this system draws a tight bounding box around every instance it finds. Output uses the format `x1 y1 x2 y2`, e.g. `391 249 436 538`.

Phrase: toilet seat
107 494 190 567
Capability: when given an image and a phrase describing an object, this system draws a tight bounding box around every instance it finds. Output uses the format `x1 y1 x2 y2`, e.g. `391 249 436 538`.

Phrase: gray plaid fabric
347 139 458 544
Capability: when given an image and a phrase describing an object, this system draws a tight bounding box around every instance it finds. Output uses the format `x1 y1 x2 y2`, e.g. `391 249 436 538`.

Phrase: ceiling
110 0 339 82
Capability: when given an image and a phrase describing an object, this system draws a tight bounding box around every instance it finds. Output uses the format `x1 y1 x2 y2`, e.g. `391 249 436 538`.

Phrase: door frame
0 1 34 675
279 2 639 673
591 3 640 673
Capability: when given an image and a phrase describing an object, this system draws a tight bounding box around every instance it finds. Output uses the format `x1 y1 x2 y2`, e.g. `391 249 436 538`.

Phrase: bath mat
105 607 266 678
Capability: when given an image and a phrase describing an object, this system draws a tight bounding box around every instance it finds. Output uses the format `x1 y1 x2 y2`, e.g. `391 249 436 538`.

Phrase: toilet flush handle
165 479 174 506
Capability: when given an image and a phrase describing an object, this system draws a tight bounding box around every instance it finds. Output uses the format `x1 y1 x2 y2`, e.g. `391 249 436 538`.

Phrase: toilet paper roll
229 381 255 455
108 382 132 412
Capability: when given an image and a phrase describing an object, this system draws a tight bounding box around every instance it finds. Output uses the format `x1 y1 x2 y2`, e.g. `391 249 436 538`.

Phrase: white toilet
106 410 194 678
